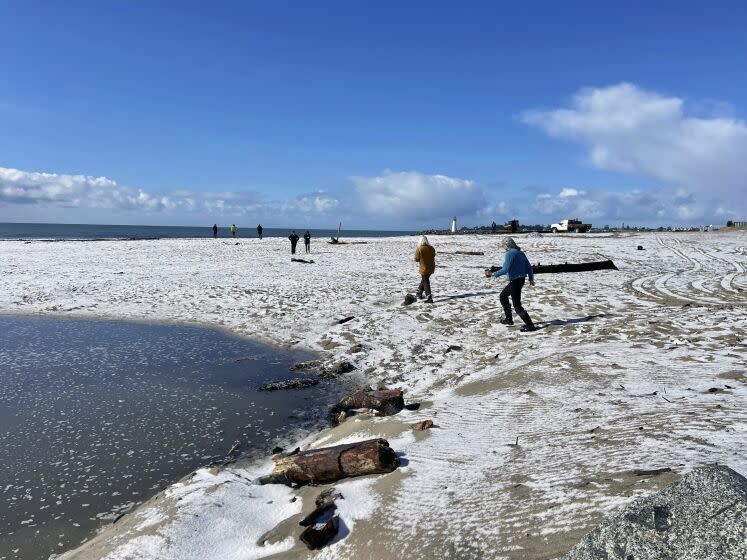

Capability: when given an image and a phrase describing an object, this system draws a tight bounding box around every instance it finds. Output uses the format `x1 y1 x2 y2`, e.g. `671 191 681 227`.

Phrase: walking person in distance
414 236 436 303
303 230 311 253
212 224 218 238
257 224 263 239
230 224 238 238
485 237 537 332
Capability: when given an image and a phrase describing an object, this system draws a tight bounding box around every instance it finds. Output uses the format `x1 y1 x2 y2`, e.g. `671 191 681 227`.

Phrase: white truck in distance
550 219 592 233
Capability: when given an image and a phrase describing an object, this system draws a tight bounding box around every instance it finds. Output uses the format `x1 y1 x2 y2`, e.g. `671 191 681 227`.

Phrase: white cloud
351 170 487 221
559 188 583 198
0 166 269 217
522 83 747 219
282 192 339 214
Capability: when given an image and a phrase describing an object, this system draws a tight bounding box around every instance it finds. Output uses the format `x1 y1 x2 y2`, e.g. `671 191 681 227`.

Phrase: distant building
451 216 457 233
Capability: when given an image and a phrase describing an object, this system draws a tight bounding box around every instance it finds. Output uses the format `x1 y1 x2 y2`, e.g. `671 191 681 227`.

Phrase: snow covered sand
2 231 746 559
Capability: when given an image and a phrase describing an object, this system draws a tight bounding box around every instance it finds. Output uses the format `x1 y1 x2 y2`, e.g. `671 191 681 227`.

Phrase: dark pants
258 232 263 239
417 274 432 297
305 242 310 253
500 278 534 326
291 241 298 254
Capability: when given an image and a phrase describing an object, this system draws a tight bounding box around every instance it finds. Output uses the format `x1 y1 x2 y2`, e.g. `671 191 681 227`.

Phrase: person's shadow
534 313 607 330
438 290 503 302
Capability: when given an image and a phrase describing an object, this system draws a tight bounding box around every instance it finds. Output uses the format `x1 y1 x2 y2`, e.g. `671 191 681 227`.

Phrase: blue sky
1 0 746 228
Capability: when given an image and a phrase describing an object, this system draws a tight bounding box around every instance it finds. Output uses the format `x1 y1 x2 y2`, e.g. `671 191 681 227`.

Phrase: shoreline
2 232 746 559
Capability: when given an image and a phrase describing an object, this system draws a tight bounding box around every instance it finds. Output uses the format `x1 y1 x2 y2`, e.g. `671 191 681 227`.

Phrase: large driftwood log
330 389 405 420
260 438 399 485
488 259 618 275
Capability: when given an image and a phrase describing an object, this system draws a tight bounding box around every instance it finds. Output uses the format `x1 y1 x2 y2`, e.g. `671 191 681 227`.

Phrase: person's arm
413 247 421 262
491 252 513 277
527 255 535 284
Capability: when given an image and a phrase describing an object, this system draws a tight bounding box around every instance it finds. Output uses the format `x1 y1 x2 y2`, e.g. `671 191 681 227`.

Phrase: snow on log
261 438 399 485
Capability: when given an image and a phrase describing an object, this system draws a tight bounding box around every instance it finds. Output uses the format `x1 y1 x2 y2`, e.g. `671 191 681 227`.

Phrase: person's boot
424 294 433 303
500 308 513 325
416 290 424 300
518 311 536 332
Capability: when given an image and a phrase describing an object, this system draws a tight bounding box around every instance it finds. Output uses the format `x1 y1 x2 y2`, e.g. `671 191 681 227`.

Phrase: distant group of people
210 224 311 254
288 230 312 254
414 235 536 332
211 224 264 239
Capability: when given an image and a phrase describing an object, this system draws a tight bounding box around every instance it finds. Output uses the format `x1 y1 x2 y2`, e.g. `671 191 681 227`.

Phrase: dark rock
300 515 339 550
404 402 421 411
403 294 417 306
272 446 284 454
337 316 355 324
638 245 644 250
315 487 343 508
444 345 463 354
259 378 319 391
290 360 323 372
562 465 747 560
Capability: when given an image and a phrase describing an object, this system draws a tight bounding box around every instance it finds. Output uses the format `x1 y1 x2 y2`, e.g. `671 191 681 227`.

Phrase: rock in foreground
563 465 747 560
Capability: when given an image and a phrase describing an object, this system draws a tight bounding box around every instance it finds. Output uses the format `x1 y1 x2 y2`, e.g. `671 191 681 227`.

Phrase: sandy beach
2 231 746 559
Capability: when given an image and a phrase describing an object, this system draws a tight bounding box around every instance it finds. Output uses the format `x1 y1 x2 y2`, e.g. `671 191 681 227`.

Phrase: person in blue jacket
485 237 537 332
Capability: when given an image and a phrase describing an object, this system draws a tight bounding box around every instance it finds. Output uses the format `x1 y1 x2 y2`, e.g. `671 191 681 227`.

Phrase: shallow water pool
0 315 344 560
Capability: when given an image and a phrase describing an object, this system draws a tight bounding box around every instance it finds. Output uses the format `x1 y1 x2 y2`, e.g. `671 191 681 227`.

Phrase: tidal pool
0 315 346 560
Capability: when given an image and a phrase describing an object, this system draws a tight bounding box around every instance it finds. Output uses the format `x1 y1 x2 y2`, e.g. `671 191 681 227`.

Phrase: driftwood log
488 259 618 275
258 438 399 485
291 258 315 264
331 389 405 421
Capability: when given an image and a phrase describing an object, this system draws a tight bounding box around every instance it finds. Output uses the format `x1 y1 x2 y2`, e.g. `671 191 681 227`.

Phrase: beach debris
259 378 319 391
330 388 405 422
450 250 485 256
410 419 433 431
289 359 354 378
444 344 463 354
403 293 417 306
337 316 355 324
404 402 421 411
488 259 618 275
633 467 672 476
562 466 747 560
319 360 355 378
638 245 644 250
290 359 323 372
300 514 339 550
291 258 315 264
258 438 399 486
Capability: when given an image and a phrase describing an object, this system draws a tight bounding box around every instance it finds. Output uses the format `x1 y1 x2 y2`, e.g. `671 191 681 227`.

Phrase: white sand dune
2 231 746 559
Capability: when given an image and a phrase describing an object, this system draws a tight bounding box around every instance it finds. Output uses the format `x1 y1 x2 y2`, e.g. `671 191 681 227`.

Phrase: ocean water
0 222 414 240
0 315 347 560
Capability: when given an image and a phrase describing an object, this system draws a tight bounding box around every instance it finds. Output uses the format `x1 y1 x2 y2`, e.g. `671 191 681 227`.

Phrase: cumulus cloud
282 192 340 214
351 170 487 221
530 186 727 225
522 83 747 220
0 166 271 218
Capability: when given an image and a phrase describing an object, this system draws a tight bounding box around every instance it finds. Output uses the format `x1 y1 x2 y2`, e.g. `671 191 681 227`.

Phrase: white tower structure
451 216 457 233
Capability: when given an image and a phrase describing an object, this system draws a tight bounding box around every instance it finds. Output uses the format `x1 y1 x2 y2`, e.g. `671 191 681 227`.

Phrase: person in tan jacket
414 235 436 303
